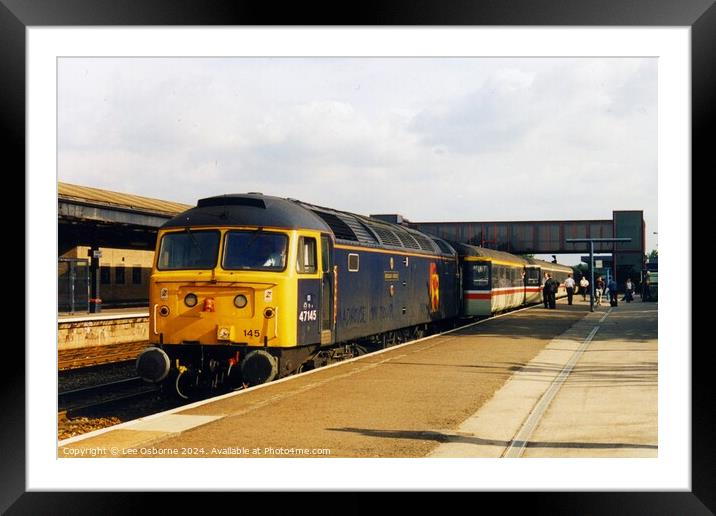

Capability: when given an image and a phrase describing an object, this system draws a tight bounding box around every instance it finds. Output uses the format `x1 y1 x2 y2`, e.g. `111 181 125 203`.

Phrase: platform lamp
566 237 631 312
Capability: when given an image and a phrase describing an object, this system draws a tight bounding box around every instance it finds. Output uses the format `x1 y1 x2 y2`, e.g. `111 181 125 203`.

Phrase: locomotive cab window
223 231 288 271
348 253 359 272
157 230 220 270
297 237 317 274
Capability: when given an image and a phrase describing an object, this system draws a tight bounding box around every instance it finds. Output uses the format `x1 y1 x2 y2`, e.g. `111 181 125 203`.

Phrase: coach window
472 264 488 288
497 266 506 288
348 253 359 272
526 269 540 286
297 237 317 274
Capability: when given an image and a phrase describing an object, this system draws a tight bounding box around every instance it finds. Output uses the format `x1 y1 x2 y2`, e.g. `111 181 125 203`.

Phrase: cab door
320 235 335 345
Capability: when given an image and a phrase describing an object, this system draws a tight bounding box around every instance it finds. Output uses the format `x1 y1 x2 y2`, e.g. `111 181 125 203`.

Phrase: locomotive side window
223 231 288 271
297 237 317 274
321 236 331 274
157 230 220 270
348 253 359 272
471 264 489 288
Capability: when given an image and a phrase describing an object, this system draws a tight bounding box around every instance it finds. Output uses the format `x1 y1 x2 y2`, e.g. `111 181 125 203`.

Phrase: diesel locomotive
136 193 571 398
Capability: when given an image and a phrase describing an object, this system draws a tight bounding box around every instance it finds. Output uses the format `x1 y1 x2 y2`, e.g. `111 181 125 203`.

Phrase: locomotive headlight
234 294 248 308
184 293 198 307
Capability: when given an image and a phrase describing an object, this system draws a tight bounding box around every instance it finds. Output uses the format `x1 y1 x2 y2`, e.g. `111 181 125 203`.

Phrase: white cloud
58 57 657 252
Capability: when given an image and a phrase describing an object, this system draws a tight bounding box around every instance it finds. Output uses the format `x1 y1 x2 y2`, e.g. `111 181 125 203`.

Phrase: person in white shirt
564 274 576 305
579 276 590 301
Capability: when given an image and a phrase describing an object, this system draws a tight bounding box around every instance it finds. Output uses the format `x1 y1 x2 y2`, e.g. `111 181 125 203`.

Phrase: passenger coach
454 243 572 317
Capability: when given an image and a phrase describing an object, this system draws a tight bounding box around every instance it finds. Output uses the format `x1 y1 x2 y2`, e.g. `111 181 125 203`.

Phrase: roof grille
409 231 439 252
393 229 421 250
310 210 358 241
197 197 265 209
336 214 379 244
431 237 455 254
365 223 403 248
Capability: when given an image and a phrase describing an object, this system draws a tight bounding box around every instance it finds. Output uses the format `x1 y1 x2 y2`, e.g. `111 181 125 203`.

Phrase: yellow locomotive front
136 194 331 397
150 227 292 348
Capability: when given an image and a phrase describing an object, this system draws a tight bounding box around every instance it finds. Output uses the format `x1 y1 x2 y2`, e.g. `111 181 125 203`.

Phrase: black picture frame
4 0 711 513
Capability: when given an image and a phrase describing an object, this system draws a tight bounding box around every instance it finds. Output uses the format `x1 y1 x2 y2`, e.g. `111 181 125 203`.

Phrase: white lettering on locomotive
299 309 318 322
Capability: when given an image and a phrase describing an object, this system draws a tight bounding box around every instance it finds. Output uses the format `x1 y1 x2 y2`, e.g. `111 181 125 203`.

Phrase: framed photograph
7 0 710 512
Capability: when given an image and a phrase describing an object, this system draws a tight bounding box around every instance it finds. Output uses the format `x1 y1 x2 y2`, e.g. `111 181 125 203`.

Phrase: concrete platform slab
429 302 657 458
125 414 223 433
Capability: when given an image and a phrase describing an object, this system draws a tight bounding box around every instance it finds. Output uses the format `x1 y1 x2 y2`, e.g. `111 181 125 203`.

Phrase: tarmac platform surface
59 298 657 458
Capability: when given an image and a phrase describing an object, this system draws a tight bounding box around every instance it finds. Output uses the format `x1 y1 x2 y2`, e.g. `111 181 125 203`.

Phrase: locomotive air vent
311 210 359 241
365 222 403 248
409 232 440 253
197 196 266 209
431 237 455 255
336 214 379 244
393 229 421 250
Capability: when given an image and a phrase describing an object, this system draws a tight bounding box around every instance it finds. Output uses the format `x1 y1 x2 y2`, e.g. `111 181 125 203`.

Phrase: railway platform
58 299 657 458
58 306 149 322
58 307 149 369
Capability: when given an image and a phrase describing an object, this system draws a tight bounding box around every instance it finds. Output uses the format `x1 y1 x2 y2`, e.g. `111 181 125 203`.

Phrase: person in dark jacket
642 274 652 302
607 278 618 306
545 274 558 309
542 273 550 308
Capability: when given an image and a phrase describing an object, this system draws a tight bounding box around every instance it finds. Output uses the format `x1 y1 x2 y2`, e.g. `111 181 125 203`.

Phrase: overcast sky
58 57 657 264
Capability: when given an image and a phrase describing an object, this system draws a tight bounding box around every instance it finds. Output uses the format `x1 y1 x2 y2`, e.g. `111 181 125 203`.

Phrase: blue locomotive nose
136 347 171 383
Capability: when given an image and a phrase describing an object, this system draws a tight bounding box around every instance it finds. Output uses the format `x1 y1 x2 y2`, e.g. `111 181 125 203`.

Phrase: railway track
58 341 148 370
58 377 160 419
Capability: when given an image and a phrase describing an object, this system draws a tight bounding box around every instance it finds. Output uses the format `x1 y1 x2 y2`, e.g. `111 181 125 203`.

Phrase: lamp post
566 237 631 312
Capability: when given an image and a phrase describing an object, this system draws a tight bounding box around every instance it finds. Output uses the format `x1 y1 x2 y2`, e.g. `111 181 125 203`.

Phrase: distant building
60 246 153 309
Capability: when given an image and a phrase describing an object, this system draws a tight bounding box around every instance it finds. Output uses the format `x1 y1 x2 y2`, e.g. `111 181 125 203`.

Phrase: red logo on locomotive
429 262 440 312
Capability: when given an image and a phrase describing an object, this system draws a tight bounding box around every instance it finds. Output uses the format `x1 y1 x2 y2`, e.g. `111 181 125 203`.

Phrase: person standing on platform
608 278 618 306
642 274 652 302
545 274 558 309
564 274 576 305
579 276 590 301
624 277 634 302
595 276 605 307
542 273 550 308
